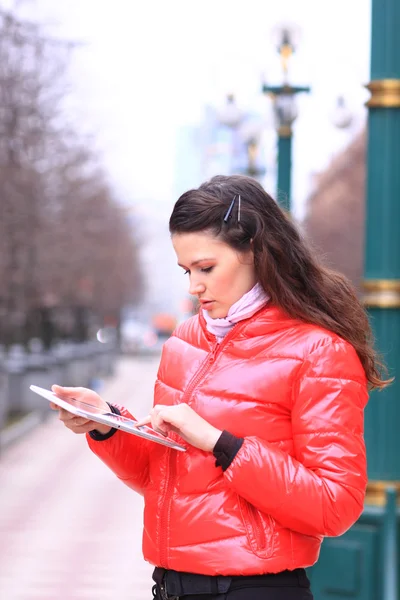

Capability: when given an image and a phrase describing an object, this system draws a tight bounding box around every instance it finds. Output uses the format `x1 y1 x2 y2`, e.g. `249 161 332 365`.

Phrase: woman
52 175 390 600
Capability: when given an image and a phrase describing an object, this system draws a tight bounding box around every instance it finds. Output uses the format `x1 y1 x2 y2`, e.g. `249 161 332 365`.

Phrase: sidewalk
0 356 160 600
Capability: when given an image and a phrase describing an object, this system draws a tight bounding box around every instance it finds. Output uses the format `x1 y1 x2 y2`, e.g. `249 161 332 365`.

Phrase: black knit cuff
88 403 121 441
213 430 244 471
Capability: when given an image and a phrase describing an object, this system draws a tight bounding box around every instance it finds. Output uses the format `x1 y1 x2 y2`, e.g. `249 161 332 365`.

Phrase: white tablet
29 384 186 452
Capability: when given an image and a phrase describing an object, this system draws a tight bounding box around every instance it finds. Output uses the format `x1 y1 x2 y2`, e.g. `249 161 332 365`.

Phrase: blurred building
174 124 203 197
303 131 366 291
176 102 270 186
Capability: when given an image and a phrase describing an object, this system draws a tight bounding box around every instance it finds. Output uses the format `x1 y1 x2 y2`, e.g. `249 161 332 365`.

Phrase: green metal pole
262 85 310 214
306 3 400 598
363 0 400 483
363 0 400 598
277 129 292 212
382 487 398 600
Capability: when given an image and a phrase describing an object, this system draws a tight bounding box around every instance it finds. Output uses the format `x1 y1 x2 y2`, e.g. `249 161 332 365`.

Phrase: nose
188 276 206 296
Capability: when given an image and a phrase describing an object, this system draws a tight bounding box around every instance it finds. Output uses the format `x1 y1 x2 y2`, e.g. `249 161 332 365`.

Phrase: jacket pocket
238 496 275 559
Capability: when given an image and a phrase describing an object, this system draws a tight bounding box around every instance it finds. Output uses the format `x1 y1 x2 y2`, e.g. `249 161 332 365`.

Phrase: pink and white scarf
202 282 269 342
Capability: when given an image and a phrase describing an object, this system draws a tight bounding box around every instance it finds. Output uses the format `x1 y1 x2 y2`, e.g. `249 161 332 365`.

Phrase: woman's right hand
50 385 112 436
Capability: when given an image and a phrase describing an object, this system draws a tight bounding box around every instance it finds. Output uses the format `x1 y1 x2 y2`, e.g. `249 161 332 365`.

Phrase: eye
183 270 190 275
201 266 213 273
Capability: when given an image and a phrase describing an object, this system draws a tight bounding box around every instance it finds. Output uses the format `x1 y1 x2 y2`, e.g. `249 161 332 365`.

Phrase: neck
202 283 270 341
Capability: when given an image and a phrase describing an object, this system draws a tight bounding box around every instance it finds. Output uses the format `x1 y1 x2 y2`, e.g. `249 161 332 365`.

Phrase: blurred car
151 313 177 337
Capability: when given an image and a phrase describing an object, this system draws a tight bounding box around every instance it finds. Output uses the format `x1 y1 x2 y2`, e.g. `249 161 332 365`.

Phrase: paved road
0 356 161 600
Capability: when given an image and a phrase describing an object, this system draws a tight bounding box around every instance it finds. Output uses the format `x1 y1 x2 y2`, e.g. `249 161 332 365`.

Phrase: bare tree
303 132 366 292
0 5 143 346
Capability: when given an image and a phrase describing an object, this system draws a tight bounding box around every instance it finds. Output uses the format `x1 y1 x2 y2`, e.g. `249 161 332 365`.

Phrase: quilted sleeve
86 403 152 495
223 338 368 537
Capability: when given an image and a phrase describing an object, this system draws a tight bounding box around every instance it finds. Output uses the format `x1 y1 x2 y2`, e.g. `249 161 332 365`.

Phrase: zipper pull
209 343 218 363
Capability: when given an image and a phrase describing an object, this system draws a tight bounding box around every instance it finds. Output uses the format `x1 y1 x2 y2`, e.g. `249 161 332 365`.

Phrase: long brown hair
169 174 391 390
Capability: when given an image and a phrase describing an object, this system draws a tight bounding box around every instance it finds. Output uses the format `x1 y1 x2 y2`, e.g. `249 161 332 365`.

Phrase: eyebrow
178 258 215 268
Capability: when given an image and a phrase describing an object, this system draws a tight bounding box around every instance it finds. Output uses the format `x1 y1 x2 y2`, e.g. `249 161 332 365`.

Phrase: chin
207 307 227 319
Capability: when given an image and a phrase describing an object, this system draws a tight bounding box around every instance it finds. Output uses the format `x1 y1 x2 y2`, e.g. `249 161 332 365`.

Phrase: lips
199 300 214 309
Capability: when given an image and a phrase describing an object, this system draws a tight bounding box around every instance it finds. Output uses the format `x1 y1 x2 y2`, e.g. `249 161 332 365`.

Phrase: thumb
52 385 79 398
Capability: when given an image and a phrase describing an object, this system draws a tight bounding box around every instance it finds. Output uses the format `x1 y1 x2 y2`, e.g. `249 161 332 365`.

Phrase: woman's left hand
136 404 222 452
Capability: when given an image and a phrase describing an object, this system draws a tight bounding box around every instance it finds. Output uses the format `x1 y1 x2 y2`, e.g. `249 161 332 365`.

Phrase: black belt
153 568 231 599
152 567 309 599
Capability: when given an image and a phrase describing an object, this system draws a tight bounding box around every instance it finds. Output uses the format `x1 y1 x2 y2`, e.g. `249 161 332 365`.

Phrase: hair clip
223 195 237 223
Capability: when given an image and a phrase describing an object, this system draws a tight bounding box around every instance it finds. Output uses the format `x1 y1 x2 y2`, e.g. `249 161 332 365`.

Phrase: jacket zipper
182 320 247 402
158 322 245 567
159 446 174 567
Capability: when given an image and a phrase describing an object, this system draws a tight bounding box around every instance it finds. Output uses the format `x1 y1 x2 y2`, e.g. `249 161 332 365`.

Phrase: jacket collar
198 303 296 342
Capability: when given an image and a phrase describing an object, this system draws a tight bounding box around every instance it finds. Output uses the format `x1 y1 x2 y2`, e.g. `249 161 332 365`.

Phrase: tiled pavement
0 356 161 600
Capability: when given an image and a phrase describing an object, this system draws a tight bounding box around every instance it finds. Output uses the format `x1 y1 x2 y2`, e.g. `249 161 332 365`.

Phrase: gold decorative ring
278 125 292 138
365 481 400 506
362 279 400 308
365 79 400 108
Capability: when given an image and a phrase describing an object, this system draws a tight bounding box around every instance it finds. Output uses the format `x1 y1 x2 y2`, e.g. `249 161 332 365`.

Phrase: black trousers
152 568 314 600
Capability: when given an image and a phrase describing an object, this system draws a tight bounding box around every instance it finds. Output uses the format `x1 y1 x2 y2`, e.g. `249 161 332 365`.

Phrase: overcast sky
14 0 372 218
6 0 373 312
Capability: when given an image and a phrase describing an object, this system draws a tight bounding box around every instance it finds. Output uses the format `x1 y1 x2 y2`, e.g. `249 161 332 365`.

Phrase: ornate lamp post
263 26 310 212
362 0 400 597
307 2 400 597
217 94 266 180
331 95 354 130
217 94 243 129
238 118 266 179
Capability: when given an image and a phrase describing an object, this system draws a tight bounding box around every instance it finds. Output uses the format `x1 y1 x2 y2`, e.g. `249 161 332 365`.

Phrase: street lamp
217 94 266 179
330 95 354 130
217 93 243 129
263 25 310 212
238 118 266 178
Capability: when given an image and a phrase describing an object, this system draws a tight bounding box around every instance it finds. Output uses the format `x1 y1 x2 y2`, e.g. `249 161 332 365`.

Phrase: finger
135 405 165 427
63 415 91 430
52 385 84 398
68 421 97 435
152 412 169 436
49 402 59 411
135 415 152 427
52 384 68 395
71 416 91 427
154 407 181 428
57 408 77 423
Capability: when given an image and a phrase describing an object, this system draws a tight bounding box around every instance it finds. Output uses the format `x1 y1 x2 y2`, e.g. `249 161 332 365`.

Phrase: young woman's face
172 231 257 318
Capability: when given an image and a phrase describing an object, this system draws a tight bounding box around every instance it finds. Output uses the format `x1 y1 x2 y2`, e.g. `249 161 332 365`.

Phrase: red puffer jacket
87 305 368 576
